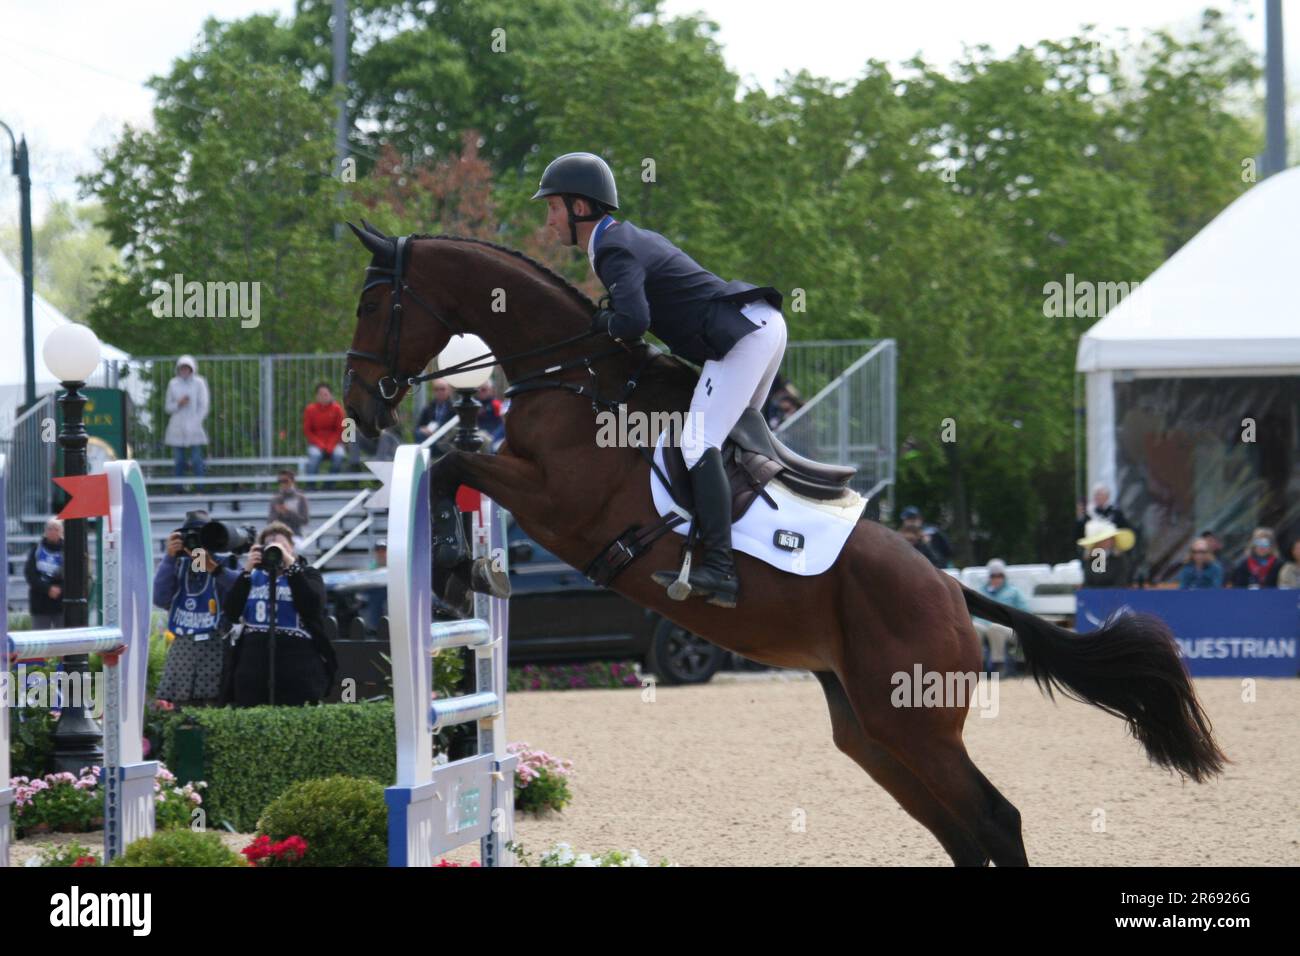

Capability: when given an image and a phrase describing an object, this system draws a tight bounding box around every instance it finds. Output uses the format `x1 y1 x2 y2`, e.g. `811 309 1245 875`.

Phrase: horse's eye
363 300 378 315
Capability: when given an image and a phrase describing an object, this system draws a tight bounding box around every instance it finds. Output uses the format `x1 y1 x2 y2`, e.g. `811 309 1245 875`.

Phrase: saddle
660 408 857 522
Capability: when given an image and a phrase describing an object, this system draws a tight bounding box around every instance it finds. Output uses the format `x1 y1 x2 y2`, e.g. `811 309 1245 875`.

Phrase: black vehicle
321 517 732 686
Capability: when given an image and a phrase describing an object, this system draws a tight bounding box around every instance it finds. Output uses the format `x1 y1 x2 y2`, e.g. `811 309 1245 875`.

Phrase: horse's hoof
469 555 512 599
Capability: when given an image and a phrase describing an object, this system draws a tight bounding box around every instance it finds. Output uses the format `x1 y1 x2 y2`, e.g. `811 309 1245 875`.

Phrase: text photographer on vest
153 510 241 705
221 522 337 706
25 517 66 629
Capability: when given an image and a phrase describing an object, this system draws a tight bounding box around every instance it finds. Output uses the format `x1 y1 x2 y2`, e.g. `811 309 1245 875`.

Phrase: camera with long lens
261 543 287 575
175 520 258 555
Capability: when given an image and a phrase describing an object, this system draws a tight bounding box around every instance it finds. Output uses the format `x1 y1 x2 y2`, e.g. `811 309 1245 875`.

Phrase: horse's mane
413 233 596 315
414 233 701 408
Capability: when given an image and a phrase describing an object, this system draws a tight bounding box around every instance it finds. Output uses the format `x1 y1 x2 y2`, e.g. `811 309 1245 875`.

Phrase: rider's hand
591 308 619 337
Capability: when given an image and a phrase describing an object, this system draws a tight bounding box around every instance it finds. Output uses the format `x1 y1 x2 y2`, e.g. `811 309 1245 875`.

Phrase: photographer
153 510 241 705
221 522 337 707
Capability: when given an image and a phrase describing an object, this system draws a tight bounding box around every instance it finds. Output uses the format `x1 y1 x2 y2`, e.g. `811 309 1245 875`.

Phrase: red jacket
303 401 345 453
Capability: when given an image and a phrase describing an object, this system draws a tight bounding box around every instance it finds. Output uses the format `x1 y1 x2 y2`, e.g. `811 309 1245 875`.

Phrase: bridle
344 233 643 412
345 236 461 402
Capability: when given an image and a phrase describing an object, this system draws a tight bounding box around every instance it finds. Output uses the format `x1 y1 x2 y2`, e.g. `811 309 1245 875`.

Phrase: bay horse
342 224 1225 866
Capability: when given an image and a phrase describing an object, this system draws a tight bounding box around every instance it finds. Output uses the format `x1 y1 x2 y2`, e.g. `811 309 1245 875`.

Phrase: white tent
1076 166 1300 497
0 253 131 438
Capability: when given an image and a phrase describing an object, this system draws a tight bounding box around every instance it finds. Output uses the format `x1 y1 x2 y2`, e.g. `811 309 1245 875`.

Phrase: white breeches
680 301 788 468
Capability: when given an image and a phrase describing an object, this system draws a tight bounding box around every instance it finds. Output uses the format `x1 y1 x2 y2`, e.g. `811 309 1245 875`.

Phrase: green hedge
162 701 396 832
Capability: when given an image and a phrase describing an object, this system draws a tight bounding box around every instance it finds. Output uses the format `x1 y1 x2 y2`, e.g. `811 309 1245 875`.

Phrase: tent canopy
2 253 130 390
1076 166 1300 374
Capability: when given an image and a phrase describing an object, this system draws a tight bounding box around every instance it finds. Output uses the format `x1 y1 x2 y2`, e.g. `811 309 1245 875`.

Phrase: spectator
303 382 347 474
416 379 455 441
164 355 210 483
221 522 337 706
1278 538 1300 590
152 511 240 705
900 524 943 567
1078 519 1135 587
1074 483 1130 542
900 505 952 568
971 559 1028 675
1229 527 1281 589
1199 529 1229 578
24 517 65 629
476 381 506 442
268 469 310 538
1176 537 1223 590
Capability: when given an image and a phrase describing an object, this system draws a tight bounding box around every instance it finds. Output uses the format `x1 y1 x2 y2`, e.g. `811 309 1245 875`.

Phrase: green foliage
161 701 396 832
0 201 120 324
110 829 248 867
7 705 56 779
74 2 1263 563
256 775 388 867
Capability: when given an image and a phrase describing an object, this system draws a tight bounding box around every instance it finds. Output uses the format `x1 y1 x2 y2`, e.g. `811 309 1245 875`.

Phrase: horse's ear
361 218 390 239
347 221 394 261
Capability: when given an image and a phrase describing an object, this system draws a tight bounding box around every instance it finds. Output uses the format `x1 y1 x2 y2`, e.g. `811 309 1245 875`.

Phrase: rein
345 233 632 404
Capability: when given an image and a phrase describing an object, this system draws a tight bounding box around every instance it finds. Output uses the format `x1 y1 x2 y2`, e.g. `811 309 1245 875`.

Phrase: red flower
72 856 98 867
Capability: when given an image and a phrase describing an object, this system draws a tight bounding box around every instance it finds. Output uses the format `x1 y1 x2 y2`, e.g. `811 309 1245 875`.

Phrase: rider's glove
591 307 621 338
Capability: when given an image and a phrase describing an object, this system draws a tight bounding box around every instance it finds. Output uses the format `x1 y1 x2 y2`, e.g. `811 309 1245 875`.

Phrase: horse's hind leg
815 672 988 866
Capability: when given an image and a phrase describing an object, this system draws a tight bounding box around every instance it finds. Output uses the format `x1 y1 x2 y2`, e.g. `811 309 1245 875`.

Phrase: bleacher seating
943 561 1083 622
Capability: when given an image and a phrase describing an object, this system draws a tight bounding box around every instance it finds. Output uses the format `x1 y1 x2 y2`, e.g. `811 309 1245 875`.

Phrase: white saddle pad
650 433 866 576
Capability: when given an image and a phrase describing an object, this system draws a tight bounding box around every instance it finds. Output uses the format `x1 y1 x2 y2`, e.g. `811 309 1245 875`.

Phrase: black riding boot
653 447 739 608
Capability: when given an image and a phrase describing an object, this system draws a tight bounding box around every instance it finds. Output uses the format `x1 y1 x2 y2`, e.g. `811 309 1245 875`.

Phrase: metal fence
776 339 896 516
4 394 56 530
3 340 892 534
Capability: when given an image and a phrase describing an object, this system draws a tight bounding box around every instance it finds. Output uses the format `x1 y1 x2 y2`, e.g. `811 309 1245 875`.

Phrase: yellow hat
1077 519 1135 553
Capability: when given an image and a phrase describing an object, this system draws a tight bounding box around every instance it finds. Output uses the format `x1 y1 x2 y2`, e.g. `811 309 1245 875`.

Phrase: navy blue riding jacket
592 217 783 366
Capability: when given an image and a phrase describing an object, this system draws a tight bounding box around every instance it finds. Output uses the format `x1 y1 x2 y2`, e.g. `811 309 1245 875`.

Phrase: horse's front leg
428 448 551 569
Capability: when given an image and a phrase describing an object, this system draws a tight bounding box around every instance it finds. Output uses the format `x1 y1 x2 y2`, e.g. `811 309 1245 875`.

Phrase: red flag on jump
455 485 481 513
54 474 111 521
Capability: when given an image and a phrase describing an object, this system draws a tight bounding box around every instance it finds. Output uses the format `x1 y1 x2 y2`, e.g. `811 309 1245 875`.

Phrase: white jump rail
384 444 515 867
0 454 158 865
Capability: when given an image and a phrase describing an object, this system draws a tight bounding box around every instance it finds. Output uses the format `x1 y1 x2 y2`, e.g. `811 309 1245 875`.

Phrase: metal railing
776 339 896 516
4 394 55 529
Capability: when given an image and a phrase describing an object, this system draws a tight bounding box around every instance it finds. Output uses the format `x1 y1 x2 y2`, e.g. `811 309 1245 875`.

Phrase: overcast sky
0 0 1292 225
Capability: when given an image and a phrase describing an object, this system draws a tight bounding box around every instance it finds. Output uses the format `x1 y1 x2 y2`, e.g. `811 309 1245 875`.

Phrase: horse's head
343 221 455 438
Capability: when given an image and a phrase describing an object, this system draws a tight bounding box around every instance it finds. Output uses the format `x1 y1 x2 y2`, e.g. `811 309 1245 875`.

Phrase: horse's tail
962 587 1226 782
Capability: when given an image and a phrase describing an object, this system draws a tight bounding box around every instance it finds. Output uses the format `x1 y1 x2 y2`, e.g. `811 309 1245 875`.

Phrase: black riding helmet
532 152 619 244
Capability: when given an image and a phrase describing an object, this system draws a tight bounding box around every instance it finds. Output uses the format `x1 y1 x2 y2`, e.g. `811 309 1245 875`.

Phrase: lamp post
0 120 36 410
43 323 105 774
434 334 495 455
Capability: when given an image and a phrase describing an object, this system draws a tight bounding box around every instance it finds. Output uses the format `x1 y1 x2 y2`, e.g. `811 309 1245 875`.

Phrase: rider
534 151 788 608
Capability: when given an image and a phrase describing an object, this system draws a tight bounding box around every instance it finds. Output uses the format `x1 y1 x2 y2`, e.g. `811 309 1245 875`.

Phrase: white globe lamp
44 323 102 383
437 334 496 452
437 334 494 390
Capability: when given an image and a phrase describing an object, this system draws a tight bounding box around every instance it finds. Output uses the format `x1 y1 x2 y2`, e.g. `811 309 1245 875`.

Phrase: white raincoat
163 355 211 447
